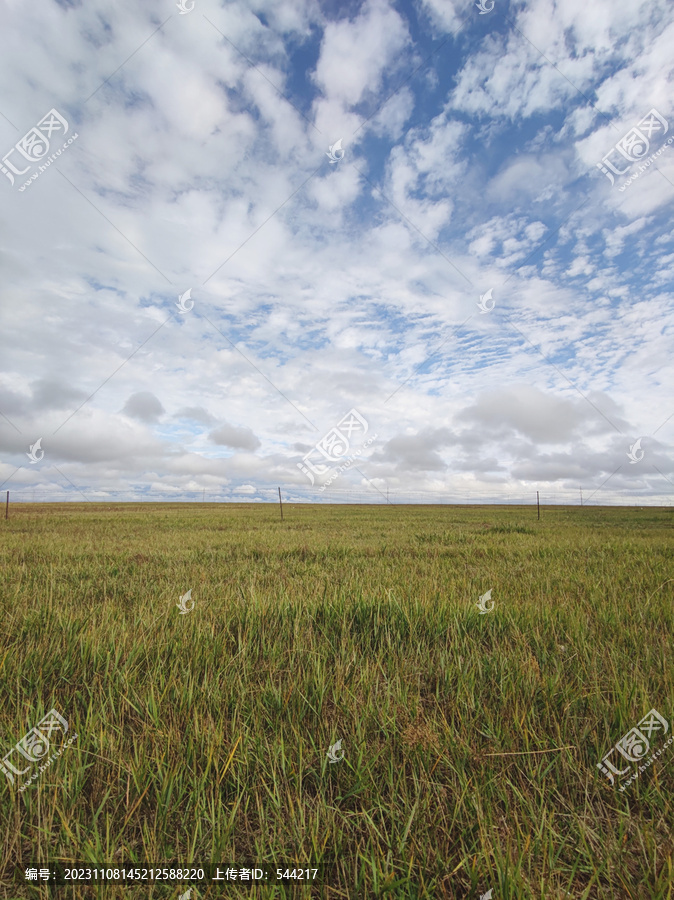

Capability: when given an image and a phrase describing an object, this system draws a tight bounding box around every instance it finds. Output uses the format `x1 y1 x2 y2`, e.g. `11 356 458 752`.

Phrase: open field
1 503 673 899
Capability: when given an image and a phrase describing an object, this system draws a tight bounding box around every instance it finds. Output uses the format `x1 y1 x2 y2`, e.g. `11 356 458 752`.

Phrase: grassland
0 502 673 899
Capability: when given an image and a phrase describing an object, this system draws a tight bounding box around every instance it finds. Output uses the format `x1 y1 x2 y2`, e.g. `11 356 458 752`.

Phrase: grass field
1 502 673 899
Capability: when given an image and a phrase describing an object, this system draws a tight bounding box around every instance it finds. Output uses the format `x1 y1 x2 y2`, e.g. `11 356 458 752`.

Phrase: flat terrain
0 503 673 899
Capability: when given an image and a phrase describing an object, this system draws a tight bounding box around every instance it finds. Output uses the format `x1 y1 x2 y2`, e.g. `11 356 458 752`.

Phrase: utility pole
580 487 583 507
278 487 284 521
537 490 540 521
5 491 8 520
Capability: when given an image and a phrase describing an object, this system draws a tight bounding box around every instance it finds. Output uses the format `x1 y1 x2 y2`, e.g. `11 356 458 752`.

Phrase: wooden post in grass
537 490 540 520
4 491 8 520
278 487 284 521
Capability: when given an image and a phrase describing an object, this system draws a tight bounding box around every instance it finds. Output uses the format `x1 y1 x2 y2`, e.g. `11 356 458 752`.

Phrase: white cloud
313 0 410 108
0 0 671 506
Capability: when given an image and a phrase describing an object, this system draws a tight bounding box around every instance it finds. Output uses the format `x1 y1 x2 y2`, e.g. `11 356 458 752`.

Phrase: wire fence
3 484 672 507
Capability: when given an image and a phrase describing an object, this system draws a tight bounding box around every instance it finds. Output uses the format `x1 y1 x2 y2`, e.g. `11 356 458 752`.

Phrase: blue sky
0 0 672 504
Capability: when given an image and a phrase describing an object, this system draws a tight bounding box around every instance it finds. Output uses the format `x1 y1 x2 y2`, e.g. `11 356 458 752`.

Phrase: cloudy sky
0 0 672 505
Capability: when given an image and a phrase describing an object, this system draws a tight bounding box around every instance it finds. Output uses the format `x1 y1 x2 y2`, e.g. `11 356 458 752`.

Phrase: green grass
1 502 673 899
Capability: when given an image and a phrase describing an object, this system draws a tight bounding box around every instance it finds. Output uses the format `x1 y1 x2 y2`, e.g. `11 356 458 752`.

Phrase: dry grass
0 502 673 899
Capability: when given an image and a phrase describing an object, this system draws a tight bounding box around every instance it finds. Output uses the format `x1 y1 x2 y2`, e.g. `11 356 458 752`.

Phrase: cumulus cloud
175 406 217 425
0 0 672 505
121 392 166 423
209 422 261 452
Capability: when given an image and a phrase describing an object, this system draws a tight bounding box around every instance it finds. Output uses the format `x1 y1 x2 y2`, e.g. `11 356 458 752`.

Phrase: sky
0 0 672 505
